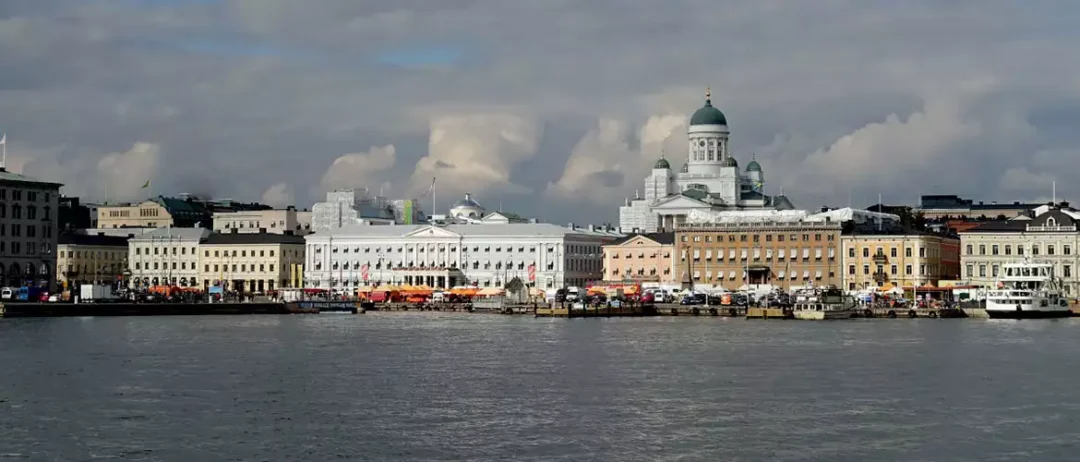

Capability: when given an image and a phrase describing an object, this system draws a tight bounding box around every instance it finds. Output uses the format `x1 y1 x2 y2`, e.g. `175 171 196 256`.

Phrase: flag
141 180 150 189
0 133 6 145
528 263 536 282
753 181 763 191
426 177 436 195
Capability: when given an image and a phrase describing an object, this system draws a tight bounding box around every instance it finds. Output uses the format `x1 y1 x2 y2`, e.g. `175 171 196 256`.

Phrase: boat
791 286 856 320
985 261 1071 319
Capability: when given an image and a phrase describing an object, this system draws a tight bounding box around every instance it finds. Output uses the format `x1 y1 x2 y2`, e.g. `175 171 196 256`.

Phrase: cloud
546 114 684 205
261 182 295 207
409 113 541 199
97 142 162 200
318 144 396 193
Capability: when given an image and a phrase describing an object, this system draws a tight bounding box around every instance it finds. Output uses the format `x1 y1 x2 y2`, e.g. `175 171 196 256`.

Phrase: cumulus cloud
318 144 396 192
97 142 161 200
261 182 295 207
408 114 541 199
546 114 685 205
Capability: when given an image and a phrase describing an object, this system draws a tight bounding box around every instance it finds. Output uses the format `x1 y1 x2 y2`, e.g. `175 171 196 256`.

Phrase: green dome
746 160 761 172
722 156 738 168
690 98 728 126
654 157 670 169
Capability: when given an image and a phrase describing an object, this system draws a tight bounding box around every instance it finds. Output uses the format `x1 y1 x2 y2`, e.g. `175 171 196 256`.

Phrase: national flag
753 181 763 191
527 263 536 282
141 180 151 189
426 177 436 195
361 263 370 281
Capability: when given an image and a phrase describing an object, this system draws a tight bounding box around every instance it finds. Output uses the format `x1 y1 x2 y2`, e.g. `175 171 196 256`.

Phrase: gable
651 194 711 209
615 235 662 247
404 225 461 238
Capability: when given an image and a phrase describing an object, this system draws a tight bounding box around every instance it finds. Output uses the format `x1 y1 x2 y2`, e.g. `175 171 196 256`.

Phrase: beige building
212 208 312 235
841 232 961 291
602 232 677 284
1 168 62 290
199 232 306 293
128 228 209 288
98 200 174 229
960 205 1080 294
675 221 842 290
56 234 129 289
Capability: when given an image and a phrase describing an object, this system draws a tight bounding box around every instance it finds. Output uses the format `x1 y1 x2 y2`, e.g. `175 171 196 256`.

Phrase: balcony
872 254 888 264
872 271 888 283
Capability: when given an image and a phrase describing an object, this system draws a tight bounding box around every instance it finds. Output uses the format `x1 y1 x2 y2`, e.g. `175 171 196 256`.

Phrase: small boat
985 261 1071 319
791 286 855 320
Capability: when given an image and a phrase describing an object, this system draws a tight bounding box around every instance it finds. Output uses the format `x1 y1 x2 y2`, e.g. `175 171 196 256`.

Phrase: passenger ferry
791 286 856 320
985 261 1071 319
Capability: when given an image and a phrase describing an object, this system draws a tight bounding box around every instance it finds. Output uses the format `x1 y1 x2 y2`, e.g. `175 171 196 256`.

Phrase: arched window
1047 217 1057 227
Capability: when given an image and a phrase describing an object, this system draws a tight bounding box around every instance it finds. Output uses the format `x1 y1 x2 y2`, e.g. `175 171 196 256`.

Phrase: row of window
966 243 1071 256
220 221 310 230
132 262 278 273
134 246 198 256
611 252 672 259
851 247 928 258
62 250 125 260
63 264 123 275
967 264 1073 279
132 247 296 259
682 233 834 243
691 270 834 281
0 223 52 238
849 264 930 276
611 267 671 276
0 204 51 220
0 189 50 202
317 244 601 256
0 241 52 256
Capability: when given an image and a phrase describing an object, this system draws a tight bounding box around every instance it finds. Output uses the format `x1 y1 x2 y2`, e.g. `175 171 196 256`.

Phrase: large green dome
690 96 727 126
746 160 761 172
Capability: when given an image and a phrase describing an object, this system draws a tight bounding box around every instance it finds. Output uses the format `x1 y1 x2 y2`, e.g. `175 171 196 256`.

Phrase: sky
2 0 1079 224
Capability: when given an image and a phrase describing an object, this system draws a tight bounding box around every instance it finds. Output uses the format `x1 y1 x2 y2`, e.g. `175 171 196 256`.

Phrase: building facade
213 208 312 235
602 233 677 285
960 205 1080 295
619 88 794 233
918 194 1042 220
197 233 305 293
127 228 209 288
311 189 427 232
56 234 129 289
99 195 271 229
0 168 62 289
674 221 842 291
840 232 961 291
304 223 620 293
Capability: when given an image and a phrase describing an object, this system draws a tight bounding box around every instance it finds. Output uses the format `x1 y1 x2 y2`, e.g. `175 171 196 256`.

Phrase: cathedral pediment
651 193 712 209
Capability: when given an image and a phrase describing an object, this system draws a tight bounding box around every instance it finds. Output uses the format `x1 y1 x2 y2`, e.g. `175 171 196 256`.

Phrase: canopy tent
477 287 505 297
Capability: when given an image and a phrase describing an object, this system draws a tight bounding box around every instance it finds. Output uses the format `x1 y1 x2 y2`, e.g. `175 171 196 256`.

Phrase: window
906 265 913 275
919 248 925 258
1018 246 1024 256
966 264 973 278
1005 245 1011 256
979 265 986 277
1048 245 1055 255
992 265 999 278
862 248 869 258
966 244 972 255
1032 246 1040 256
863 265 869 275
204 265 210 272
992 245 998 255
891 248 897 258
1066 245 1072 256
1065 265 1072 278
848 248 855 258
891 265 897 275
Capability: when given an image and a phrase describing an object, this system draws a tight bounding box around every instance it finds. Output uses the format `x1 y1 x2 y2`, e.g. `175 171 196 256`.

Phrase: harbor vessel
791 286 856 320
985 261 1071 319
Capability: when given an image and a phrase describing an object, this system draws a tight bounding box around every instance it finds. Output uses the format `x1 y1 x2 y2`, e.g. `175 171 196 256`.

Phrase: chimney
588 224 595 232
465 193 472 201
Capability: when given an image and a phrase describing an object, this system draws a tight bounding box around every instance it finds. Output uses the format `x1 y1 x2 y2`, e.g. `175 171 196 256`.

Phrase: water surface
2 314 1079 461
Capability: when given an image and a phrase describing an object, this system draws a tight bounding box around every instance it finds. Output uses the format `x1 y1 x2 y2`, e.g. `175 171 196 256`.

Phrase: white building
304 223 622 293
213 208 312 235
127 228 209 288
1 168 62 290
960 204 1080 295
620 88 795 233
311 189 427 232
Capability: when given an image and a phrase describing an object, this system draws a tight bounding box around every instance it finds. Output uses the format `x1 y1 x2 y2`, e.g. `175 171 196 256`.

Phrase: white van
0 287 13 300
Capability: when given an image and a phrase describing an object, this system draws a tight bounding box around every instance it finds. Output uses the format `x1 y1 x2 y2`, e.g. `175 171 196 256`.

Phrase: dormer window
1048 217 1057 227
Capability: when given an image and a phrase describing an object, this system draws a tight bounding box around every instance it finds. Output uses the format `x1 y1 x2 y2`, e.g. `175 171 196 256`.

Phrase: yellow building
198 232 306 293
56 234 129 288
602 232 676 284
675 221 843 290
840 232 961 291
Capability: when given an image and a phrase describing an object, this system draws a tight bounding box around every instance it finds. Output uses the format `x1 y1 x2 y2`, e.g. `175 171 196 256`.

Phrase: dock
745 307 792 319
534 304 657 318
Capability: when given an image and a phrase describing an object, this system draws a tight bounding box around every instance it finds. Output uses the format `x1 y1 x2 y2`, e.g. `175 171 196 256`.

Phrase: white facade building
127 228 209 288
311 189 427 232
620 88 794 233
0 168 62 290
304 223 622 293
960 205 1080 295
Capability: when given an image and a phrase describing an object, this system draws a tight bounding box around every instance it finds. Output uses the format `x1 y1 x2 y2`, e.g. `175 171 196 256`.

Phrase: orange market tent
450 287 481 297
477 287 505 297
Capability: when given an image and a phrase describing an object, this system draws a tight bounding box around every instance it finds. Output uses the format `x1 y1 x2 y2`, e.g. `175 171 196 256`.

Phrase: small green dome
690 99 728 126
654 157 670 169
722 156 738 167
746 160 761 172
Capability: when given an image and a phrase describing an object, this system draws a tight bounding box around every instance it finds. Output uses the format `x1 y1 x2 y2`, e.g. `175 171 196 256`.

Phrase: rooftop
610 232 675 246
203 232 306 245
0 168 63 187
129 227 211 241
310 223 623 240
58 233 129 247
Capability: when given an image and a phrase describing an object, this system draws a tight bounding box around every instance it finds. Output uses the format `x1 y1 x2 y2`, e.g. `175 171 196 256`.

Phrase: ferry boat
791 286 856 320
985 261 1071 319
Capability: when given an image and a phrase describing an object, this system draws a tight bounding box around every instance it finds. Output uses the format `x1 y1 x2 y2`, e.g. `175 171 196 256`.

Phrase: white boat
791 286 856 320
985 261 1072 319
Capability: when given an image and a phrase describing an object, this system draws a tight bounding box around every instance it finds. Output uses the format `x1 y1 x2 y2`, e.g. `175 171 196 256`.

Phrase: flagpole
1 133 7 169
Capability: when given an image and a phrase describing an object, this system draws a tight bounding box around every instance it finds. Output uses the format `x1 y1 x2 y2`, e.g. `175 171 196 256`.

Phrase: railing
1026 225 1077 232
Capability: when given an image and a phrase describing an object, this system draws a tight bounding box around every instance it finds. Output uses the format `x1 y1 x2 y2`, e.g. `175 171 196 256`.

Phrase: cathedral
619 88 795 232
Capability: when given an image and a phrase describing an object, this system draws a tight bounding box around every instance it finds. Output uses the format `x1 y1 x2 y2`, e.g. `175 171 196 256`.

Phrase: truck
79 284 115 302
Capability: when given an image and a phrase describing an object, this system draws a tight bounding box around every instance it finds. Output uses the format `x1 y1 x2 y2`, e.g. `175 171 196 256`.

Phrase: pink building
602 233 677 284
